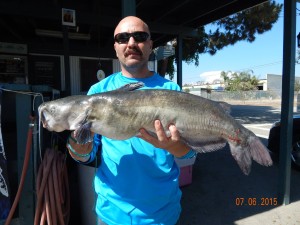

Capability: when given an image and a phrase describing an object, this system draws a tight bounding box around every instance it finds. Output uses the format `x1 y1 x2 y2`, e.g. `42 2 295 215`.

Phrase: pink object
178 165 193 187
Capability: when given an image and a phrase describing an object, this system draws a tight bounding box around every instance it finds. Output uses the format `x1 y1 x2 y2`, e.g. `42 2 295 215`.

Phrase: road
229 103 282 139
179 102 300 225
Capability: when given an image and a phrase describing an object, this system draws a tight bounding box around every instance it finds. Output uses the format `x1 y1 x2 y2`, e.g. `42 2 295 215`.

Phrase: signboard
62 8 76 27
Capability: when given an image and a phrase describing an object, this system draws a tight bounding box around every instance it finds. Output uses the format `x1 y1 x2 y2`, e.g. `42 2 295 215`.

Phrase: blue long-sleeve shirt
85 72 182 225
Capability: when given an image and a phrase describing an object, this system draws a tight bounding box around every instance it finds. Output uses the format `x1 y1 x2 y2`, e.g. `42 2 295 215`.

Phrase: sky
180 0 300 84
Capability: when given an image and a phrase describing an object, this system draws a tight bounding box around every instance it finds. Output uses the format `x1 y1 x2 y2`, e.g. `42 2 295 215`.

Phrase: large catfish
38 82 272 175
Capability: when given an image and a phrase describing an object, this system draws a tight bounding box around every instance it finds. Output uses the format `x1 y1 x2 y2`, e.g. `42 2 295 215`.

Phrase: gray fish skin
38 83 273 175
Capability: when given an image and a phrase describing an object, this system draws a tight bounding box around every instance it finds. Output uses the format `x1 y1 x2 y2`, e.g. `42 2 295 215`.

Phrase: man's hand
138 120 190 157
67 131 94 162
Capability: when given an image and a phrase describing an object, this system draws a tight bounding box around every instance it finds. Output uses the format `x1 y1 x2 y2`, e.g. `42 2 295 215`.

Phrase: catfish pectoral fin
74 122 93 144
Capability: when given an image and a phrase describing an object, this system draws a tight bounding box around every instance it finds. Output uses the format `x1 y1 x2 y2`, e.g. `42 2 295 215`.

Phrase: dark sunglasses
114 32 150 44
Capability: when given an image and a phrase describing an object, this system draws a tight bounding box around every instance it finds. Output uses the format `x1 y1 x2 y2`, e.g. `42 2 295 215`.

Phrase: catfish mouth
39 108 52 130
38 106 67 132
40 110 50 129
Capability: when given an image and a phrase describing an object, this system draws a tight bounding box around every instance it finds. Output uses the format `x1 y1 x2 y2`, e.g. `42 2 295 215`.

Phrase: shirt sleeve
87 83 99 95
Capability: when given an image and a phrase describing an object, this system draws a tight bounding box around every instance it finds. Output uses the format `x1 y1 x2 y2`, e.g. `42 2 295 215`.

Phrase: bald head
114 16 150 37
113 16 153 78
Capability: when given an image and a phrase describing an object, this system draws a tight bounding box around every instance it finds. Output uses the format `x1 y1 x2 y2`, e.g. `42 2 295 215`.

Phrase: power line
235 61 283 72
182 59 296 82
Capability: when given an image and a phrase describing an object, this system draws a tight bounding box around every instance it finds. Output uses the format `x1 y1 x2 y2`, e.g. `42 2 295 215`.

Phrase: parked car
267 115 300 170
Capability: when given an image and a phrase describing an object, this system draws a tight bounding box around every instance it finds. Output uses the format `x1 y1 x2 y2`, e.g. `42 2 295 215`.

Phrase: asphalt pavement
178 101 300 225
179 142 300 225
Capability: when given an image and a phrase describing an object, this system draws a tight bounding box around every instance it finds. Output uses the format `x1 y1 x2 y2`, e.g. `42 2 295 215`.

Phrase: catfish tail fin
248 136 273 167
228 136 273 175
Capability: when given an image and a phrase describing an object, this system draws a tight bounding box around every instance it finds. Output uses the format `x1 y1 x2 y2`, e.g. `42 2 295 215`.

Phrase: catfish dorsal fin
117 82 145 91
217 101 231 114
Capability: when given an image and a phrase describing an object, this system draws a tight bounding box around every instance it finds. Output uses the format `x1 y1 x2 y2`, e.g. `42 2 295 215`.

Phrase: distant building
257 79 267 91
266 74 300 97
266 74 282 97
183 73 300 98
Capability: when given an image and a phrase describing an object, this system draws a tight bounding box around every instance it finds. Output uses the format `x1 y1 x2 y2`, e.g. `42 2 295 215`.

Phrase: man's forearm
67 131 94 162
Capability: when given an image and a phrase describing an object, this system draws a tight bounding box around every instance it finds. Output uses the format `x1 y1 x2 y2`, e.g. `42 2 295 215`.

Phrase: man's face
114 18 153 70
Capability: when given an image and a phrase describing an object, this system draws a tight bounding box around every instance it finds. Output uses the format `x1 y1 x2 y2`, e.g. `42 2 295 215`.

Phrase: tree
160 1 282 79
295 80 300 94
221 70 259 91
220 71 230 86
296 49 300 64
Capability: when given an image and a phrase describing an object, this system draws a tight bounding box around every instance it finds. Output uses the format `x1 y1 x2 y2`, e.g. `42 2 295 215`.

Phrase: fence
185 89 300 111
185 88 281 102
205 90 281 102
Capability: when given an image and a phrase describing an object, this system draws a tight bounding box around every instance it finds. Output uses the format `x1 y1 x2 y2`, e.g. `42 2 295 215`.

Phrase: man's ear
114 43 119 57
149 40 153 50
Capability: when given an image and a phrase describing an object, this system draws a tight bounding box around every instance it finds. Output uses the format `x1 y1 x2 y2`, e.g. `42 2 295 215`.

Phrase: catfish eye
50 106 56 114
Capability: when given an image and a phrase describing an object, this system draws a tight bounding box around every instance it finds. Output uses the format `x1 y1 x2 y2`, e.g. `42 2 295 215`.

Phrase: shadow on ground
229 104 281 124
179 137 300 225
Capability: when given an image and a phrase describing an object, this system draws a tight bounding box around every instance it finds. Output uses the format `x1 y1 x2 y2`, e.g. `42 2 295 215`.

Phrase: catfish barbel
38 82 272 175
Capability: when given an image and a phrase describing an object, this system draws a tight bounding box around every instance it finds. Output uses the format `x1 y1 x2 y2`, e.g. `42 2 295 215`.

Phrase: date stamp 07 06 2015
235 197 278 206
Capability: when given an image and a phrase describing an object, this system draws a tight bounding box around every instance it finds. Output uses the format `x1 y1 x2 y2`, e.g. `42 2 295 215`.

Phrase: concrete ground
179 139 300 225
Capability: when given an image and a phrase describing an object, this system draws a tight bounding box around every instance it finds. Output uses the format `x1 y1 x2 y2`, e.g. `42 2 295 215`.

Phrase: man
67 16 195 225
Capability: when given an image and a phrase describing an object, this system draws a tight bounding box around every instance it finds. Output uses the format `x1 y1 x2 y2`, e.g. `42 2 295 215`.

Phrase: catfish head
38 95 91 133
